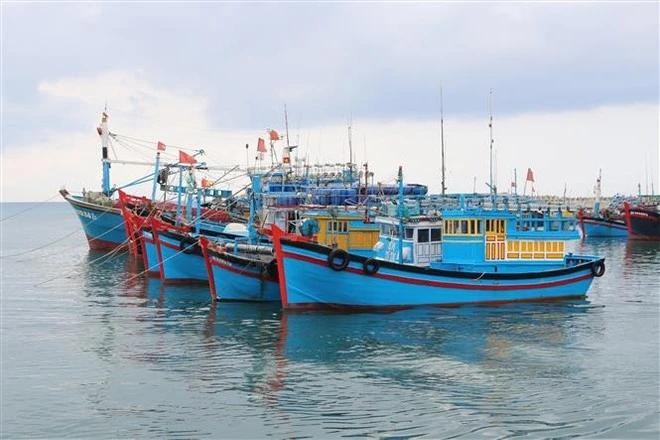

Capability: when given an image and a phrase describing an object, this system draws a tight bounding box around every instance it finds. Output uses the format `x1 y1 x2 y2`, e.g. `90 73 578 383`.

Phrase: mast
488 89 495 197
151 149 161 201
284 104 290 149
594 169 602 214
99 111 111 195
397 166 405 265
348 119 353 165
347 121 353 181
513 168 518 196
440 85 446 195
247 174 262 245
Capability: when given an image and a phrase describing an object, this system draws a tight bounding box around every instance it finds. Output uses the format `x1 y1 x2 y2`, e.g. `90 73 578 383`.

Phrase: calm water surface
1 203 659 439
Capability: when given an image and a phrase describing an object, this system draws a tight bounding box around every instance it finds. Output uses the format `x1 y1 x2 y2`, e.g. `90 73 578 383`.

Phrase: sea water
1 203 658 438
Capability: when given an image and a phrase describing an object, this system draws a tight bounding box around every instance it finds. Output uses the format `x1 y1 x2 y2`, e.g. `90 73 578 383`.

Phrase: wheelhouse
372 215 443 266
372 207 580 272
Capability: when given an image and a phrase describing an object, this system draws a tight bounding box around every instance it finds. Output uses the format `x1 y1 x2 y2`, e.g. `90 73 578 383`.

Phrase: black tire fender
264 259 278 278
327 249 349 271
591 260 605 277
363 258 380 275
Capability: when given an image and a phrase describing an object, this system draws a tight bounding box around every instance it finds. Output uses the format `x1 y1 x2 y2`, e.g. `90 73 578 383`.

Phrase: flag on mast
526 168 535 182
257 138 267 153
179 150 197 164
157 141 166 151
269 130 280 141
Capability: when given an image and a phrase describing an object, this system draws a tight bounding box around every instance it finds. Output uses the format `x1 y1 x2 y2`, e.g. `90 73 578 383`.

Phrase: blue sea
1 202 659 439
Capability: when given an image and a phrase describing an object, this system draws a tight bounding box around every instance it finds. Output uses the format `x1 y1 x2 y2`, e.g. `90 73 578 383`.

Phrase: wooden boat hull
60 189 127 250
200 240 280 302
273 231 604 310
578 216 628 238
624 203 660 240
140 229 162 277
152 227 208 284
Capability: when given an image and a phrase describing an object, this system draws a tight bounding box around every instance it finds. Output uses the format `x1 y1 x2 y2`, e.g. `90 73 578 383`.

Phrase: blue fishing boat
201 238 280 301
272 167 606 310
60 112 128 250
200 171 386 302
140 227 162 277
151 220 208 284
60 188 127 250
577 171 627 238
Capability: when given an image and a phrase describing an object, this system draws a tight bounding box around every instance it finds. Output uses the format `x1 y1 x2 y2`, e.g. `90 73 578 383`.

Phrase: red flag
269 130 280 141
179 150 197 164
157 141 166 151
257 138 267 153
201 178 212 188
526 168 535 182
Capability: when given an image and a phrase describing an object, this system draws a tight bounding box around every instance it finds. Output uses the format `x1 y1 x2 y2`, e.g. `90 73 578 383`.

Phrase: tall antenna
488 88 495 196
347 119 354 181
440 85 446 195
348 118 353 165
284 104 291 149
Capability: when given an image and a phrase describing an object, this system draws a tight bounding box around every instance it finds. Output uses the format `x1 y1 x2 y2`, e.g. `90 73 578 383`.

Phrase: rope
0 194 60 222
0 207 116 259
32 236 132 287
117 240 198 287
112 133 201 153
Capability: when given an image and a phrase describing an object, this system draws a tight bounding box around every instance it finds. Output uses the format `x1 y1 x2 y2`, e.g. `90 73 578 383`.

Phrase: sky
1 2 658 202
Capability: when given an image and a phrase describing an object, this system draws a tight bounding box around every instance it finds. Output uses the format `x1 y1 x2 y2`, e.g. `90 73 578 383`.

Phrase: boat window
405 228 414 239
329 220 348 233
430 228 441 241
418 228 429 243
460 220 469 234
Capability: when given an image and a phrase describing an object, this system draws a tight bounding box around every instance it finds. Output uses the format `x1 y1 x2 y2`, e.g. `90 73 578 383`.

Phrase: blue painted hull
275 239 602 310
579 217 628 238
61 190 127 250
141 230 161 276
155 230 208 283
207 250 280 302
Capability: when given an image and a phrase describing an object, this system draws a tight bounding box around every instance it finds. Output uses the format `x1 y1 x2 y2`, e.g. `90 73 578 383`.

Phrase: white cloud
2 71 658 202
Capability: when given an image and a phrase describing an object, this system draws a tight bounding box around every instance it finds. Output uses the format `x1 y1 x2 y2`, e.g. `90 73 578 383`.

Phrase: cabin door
485 219 506 260
415 227 442 264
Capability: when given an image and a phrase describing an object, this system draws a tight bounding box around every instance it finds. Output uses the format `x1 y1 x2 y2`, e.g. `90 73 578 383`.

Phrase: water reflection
68 243 651 438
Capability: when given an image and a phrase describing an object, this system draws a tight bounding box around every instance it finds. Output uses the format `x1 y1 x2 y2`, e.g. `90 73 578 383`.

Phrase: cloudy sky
1 2 658 201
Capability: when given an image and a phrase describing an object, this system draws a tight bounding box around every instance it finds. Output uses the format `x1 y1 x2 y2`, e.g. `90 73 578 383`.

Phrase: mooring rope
116 240 199 287
32 236 133 287
0 208 117 259
0 194 61 222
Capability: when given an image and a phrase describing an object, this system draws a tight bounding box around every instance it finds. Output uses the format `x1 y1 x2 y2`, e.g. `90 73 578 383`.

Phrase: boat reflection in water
76 250 614 437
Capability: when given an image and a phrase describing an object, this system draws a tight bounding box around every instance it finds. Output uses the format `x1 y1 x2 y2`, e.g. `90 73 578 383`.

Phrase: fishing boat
272 167 606 310
577 171 628 238
60 112 128 250
199 171 386 302
60 188 127 250
623 202 660 240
